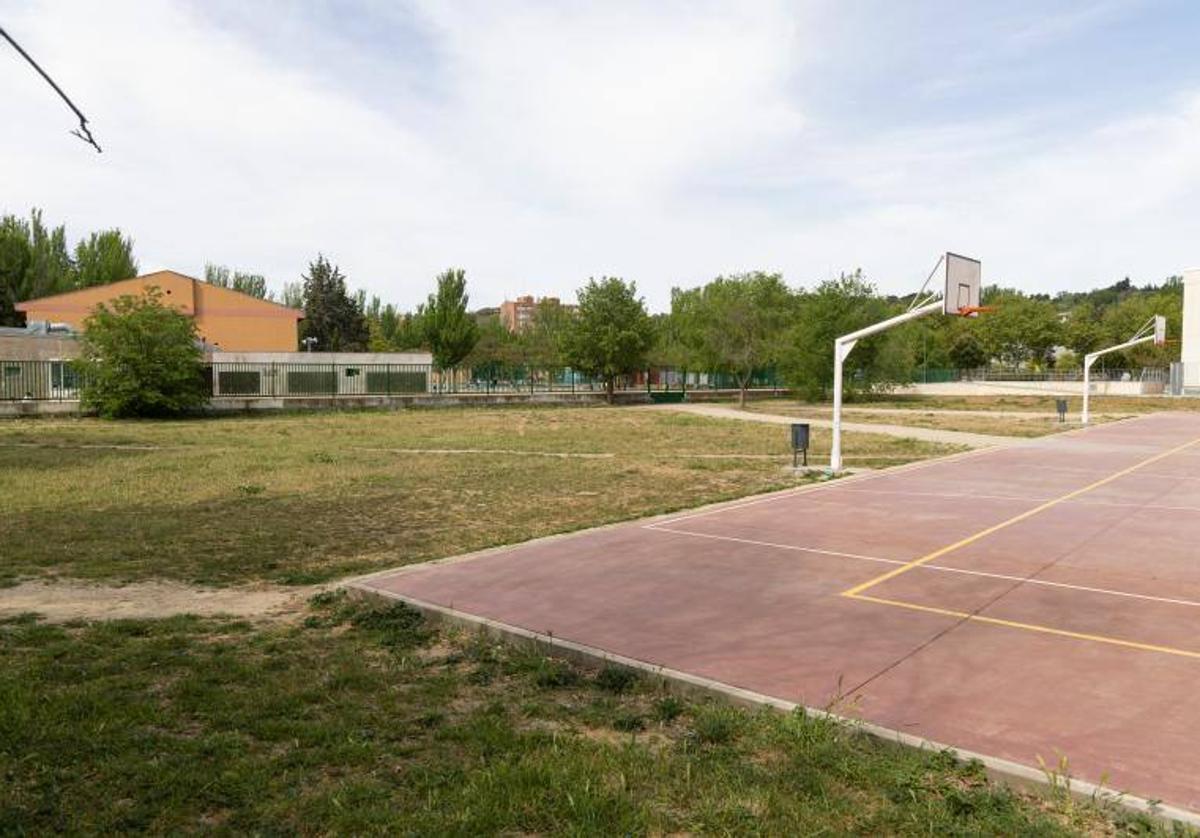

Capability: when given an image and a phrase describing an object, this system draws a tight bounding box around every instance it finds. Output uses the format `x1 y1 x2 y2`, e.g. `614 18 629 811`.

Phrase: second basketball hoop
829 251 985 473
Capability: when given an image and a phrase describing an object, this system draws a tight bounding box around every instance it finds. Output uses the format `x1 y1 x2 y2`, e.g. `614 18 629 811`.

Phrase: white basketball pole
830 299 943 472
1081 316 1164 425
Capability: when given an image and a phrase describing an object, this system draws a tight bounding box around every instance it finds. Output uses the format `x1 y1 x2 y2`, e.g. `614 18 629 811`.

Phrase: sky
2 0 1199 311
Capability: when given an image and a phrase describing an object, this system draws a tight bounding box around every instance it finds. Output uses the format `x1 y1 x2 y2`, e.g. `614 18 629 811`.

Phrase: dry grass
739 400 1112 437
0 405 955 586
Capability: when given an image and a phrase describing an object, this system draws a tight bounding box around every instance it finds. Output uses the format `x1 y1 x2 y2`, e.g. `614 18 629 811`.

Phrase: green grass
0 406 954 586
0 593 1164 835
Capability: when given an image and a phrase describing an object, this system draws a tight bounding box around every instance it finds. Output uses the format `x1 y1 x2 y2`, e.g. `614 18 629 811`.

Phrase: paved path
800 406 1133 420
645 403 1014 448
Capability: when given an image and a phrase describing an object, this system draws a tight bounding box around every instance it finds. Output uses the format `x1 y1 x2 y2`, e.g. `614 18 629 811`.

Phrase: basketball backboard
944 252 982 315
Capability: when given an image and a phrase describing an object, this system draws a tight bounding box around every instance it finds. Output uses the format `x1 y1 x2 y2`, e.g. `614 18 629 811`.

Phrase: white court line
1012 462 1200 483
644 524 1200 610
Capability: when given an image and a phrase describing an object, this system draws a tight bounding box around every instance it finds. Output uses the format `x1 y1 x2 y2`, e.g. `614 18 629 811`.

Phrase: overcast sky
3 0 1199 311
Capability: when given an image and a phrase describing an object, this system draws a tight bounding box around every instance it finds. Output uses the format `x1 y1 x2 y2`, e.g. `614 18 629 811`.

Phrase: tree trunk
605 377 614 404
738 384 747 408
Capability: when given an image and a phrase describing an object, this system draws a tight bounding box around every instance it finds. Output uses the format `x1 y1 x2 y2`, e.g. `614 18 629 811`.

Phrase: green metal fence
914 366 1167 383
1 359 782 402
0 360 82 401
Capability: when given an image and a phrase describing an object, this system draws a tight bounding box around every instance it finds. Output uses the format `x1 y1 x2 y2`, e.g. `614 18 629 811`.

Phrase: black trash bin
791 423 810 467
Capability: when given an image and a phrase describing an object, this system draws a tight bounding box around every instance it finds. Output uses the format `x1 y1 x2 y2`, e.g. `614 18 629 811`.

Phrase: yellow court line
853 594 1200 660
841 435 1200 599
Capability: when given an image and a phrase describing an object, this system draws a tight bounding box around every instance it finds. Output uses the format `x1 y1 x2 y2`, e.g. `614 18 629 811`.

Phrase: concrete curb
348 584 1200 828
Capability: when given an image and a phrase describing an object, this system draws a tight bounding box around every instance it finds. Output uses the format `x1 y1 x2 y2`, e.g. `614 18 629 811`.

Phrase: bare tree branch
0 23 101 153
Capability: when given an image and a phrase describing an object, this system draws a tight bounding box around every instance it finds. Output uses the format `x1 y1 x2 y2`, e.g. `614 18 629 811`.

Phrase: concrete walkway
779 405 1135 420
645 403 1015 448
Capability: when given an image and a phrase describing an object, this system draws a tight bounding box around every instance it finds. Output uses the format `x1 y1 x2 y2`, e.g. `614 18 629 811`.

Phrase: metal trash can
791 423 810 467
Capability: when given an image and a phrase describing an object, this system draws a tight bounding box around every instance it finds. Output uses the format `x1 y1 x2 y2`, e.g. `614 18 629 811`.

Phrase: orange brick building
16 270 302 352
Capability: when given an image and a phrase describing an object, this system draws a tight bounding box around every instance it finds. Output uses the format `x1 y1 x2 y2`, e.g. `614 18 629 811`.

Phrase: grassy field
0 406 954 587
1 404 1179 834
0 593 1157 835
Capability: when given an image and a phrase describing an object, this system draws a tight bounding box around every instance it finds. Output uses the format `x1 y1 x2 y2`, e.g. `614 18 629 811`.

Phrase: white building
209 351 433 397
1184 269 1200 389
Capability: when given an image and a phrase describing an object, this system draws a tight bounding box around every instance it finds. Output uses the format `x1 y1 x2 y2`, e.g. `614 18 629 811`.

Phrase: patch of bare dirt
0 580 325 622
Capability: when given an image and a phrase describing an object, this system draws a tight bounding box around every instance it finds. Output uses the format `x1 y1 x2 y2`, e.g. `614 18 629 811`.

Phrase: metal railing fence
3 358 1186 403
915 366 1168 384
0 360 82 401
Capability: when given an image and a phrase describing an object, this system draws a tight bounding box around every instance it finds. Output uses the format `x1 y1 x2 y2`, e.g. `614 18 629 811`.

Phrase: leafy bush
77 287 207 418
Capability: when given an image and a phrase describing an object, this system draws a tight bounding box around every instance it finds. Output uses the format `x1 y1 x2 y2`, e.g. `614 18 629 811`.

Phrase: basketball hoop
1154 314 1167 347
830 251 982 472
955 305 995 318
1082 313 1168 425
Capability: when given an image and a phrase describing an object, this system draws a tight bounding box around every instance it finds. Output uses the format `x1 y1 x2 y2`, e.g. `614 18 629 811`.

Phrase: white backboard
944 253 982 315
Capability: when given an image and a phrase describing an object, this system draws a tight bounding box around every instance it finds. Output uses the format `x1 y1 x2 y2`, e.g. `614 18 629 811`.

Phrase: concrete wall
1184 269 1200 387
901 380 1161 397
0 332 79 361
1 390 652 418
16 271 302 352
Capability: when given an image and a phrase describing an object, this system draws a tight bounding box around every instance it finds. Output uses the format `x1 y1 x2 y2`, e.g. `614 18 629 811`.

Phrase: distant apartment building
498 295 572 332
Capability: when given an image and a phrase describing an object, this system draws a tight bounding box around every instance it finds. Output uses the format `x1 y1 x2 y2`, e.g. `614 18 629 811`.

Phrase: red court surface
355 412 1200 815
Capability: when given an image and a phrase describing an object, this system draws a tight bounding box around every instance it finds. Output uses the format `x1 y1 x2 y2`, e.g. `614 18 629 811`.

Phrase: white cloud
1 0 1197 312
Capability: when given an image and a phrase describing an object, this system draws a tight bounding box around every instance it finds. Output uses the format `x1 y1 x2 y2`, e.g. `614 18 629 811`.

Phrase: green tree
674 272 794 406
0 209 74 325
204 263 270 300
299 255 369 352
74 229 138 288
76 288 207 417
522 297 573 370
466 316 522 383
975 292 1061 367
1062 304 1107 357
1098 290 1181 369
281 281 304 309
564 277 654 403
420 268 479 369
779 270 905 401
946 327 989 369
649 307 694 373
